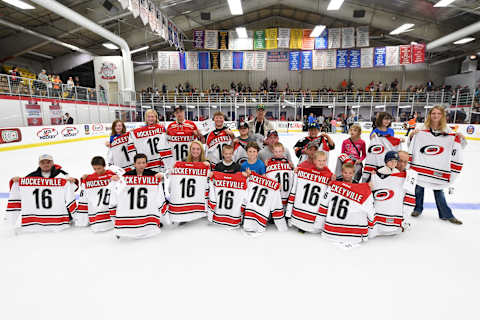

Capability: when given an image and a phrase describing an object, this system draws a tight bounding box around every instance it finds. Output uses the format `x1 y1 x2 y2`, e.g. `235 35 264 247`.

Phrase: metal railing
0 73 135 106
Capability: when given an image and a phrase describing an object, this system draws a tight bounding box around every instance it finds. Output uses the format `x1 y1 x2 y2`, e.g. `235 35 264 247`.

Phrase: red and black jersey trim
410 163 451 182
369 213 403 228
89 210 112 225
212 213 243 227
114 214 161 229
403 193 416 207
168 202 206 215
291 207 318 223
450 160 463 174
271 207 285 219
21 214 71 226
6 199 21 211
323 221 368 238
244 209 268 227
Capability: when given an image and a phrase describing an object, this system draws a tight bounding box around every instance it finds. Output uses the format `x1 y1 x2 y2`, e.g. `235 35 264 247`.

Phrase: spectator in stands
63 113 74 124
330 117 337 133
9 66 20 90
52 75 62 97
341 79 347 91
74 76 80 86
37 69 48 96
308 113 315 126
247 104 274 138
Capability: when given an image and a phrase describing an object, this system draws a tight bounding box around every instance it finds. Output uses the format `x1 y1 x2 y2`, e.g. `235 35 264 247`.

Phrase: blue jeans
414 185 454 219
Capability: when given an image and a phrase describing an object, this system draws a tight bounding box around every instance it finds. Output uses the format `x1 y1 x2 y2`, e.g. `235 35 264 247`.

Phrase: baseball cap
39 154 53 161
238 121 249 129
266 129 278 137
256 104 265 110
174 105 184 111
384 151 399 163
307 123 320 130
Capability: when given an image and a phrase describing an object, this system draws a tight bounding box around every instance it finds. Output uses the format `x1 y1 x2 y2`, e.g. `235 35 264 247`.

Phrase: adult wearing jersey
247 105 274 138
293 123 335 164
130 109 173 173
167 106 203 161
204 111 234 165
409 106 465 225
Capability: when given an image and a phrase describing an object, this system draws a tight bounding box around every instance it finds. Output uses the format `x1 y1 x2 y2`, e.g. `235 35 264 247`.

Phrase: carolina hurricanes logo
373 189 395 201
420 145 444 155
368 145 384 154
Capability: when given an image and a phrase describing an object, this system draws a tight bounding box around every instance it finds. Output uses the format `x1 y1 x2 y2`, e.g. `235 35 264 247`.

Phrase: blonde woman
409 106 466 225
129 109 173 172
185 140 210 166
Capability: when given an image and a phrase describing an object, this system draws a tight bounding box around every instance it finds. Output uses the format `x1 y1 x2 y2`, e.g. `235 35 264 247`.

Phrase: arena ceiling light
453 37 475 45
434 0 457 7
228 0 243 15
130 46 149 54
103 42 119 50
2 0 35 10
236 27 248 38
310 25 326 38
375 105 386 109
327 0 344 11
390 23 415 35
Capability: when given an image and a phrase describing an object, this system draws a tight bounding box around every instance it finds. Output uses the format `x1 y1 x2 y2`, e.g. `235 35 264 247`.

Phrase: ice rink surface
0 131 478 320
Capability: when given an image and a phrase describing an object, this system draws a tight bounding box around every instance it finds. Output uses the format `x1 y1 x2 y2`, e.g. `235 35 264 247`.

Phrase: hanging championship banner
243 51 255 70
313 50 327 70
314 28 328 50
228 31 237 50
49 102 63 125
302 30 315 50
267 51 288 62
193 30 205 49
186 51 199 70
325 49 337 69
348 49 361 68
361 47 374 68
130 0 140 18
118 0 129 10
173 25 179 49
374 47 386 67
265 28 278 49
254 30 266 50
148 1 156 32
198 52 210 69
412 43 426 64
399 45 412 65
210 51 220 70
356 26 369 47
155 8 162 36
289 51 301 71
220 51 233 70
277 28 290 48
179 52 186 70
158 52 169 70
139 0 149 25
162 14 168 41
386 46 399 66
336 49 349 68
301 51 313 70
229 31 253 50
289 29 303 49
328 28 341 49
167 21 173 45
218 31 229 50
233 51 244 69
254 51 267 70
204 30 218 49
169 52 180 70
342 27 355 48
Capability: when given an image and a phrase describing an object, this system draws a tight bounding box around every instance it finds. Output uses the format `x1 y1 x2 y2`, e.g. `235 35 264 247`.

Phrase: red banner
302 29 315 50
49 102 63 125
0 128 22 144
399 45 412 65
412 43 425 64
24 100 43 126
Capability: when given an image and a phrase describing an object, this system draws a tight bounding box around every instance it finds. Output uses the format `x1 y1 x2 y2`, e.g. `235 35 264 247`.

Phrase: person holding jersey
370 112 395 137
204 111 234 165
408 106 466 225
106 120 127 147
184 140 210 167
167 105 203 161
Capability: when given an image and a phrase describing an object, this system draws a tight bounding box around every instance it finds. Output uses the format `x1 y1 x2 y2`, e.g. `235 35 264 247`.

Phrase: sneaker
411 211 422 217
448 218 463 225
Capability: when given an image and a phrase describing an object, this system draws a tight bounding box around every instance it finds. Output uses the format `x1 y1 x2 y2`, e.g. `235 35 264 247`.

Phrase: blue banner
348 49 361 68
374 47 386 67
179 52 186 70
336 49 349 68
301 51 312 70
314 29 328 50
198 52 210 69
232 51 244 70
289 51 301 71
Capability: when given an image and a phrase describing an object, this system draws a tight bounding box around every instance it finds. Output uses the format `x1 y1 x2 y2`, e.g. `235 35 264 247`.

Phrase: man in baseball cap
247 104 274 138
11 154 76 184
259 129 294 164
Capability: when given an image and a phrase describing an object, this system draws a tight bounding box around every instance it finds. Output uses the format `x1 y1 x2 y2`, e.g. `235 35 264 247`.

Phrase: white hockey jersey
285 167 331 233
362 135 402 182
243 173 287 233
107 132 135 172
6 177 77 233
315 181 374 245
109 175 168 239
77 171 116 232
207 171 248 228
167 162 210 223
408 130 463 189
265 158 294 206
129 124 174 172
233 142 247 165
369 171 416 238
205 127 233 164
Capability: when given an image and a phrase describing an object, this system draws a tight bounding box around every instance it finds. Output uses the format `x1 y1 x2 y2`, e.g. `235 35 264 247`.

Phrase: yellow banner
289 29 303 49
265 28 278 49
